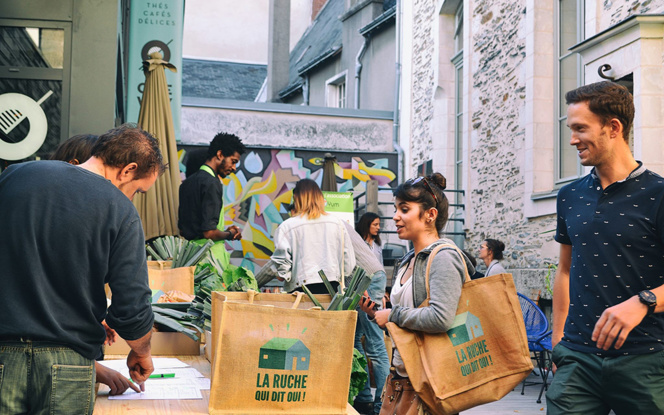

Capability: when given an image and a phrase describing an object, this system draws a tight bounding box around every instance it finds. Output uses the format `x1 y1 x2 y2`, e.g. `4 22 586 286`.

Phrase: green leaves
152 305 202 341
302 267 371 311
221 264 258 292
146 236 214 268
348 348 368 404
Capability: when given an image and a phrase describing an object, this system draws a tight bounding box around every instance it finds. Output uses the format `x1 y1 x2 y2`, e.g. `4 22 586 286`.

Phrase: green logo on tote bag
254 326 310 403
447 312 494 376
258 338 310 371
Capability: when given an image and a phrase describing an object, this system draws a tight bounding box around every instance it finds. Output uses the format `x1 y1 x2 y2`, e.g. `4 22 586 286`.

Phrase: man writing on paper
178 132 246 267
0 124 165 413
548 81 664 413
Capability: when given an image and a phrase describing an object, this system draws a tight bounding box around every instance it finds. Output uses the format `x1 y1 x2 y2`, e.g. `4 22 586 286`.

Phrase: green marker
149 373 175 378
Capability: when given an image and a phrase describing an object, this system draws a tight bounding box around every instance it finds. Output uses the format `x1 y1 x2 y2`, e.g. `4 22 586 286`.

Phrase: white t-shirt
390 259 414 377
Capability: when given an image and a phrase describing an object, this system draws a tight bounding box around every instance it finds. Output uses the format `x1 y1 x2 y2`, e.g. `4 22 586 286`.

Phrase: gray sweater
389 238 472 333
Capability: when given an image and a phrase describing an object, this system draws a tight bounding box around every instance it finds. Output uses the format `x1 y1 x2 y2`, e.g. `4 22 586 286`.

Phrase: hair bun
430 173 447 190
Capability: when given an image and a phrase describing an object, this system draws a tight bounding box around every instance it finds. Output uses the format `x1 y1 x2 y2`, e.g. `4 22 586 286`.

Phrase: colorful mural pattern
179 147 397 275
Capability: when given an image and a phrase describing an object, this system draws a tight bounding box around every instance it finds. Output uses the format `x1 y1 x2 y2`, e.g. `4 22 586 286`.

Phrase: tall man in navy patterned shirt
548 81 664 414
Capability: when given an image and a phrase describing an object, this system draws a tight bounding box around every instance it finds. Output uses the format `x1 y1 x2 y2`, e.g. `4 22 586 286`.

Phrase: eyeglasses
406 176 438 205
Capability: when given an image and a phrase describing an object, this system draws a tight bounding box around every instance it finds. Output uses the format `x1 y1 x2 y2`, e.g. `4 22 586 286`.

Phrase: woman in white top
478 238 507 276
356 212 383 265
271 178 355 294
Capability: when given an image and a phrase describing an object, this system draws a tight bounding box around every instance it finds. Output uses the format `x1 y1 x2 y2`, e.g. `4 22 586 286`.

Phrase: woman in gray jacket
360 172 472 414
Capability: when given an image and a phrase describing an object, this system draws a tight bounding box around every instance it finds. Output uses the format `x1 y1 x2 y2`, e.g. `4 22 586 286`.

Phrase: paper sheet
107 378 203 400
98 357 207 400
98 357 195 376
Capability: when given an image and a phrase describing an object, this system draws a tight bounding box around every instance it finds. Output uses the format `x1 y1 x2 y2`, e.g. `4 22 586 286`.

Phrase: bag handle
423 243 471 301
291 291 304 309
246 289 257 304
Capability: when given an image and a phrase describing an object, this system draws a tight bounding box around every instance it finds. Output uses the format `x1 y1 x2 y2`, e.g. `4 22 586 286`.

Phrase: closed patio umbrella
133 51 181 240
321 152 338 192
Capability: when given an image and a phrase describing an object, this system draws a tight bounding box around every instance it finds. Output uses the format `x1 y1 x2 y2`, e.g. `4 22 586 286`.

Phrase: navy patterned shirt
555 162 664 356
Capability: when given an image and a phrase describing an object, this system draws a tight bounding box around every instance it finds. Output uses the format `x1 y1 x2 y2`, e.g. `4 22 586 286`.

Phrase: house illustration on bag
258 338 310 370
447 312 484 346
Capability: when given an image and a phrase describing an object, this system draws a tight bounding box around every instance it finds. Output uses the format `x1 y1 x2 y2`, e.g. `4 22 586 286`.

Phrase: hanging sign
127 0 184 140
322 191 354 225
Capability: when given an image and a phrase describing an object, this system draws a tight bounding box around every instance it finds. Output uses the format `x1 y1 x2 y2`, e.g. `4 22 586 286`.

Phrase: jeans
0 339 95 415
354 271 390 414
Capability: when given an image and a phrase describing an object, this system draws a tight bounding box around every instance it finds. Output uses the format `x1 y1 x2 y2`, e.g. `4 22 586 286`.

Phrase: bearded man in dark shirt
178 132 246 267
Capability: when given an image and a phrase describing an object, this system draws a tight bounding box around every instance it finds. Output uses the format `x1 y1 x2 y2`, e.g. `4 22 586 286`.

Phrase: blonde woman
271 178 356 294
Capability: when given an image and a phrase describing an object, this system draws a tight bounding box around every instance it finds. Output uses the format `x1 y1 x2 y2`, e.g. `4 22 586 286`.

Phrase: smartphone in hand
362 296 379 310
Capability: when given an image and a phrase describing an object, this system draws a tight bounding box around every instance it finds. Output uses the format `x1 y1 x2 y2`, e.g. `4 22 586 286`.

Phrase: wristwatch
638 290 657 316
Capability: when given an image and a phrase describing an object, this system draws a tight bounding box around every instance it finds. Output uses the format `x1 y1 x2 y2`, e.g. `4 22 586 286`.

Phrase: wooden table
94 353 359 414
93 354 211 415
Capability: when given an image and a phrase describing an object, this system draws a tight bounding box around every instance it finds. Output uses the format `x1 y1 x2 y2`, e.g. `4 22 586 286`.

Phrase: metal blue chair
517 293 553 403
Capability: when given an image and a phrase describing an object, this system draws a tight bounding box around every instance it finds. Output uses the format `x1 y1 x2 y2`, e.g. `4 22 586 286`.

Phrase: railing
353 185 466 238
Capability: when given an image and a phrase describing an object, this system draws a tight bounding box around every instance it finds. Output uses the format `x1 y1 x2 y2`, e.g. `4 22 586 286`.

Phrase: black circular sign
141 40 171 62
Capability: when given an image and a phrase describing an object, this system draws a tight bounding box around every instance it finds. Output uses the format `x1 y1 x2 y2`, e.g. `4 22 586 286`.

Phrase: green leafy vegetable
349 348 368 404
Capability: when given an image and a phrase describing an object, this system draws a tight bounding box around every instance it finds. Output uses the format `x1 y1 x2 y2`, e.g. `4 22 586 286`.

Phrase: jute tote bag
147 262 195 294
386 244 532 415
207 291 333 366
209 291 358 414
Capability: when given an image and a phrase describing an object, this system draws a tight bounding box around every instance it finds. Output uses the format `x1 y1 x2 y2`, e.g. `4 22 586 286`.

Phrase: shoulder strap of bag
424 243 471 300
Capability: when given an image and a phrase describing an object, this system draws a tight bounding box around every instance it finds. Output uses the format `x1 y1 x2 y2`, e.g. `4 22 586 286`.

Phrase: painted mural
178 146 398 277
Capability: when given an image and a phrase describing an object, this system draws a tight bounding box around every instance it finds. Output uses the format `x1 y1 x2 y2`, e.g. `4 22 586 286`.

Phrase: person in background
462 249 485 280
271 178 356 294
178 132 246 268
184 147 208 179
548 81 664 414
349 215 389 415
356 212 383 265
48 133 98 165
478 238 507 276
0 124 164 413
49 134 140 396
360 173 472 414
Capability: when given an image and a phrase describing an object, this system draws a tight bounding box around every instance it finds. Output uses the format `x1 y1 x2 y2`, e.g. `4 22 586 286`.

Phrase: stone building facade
401 0 664 298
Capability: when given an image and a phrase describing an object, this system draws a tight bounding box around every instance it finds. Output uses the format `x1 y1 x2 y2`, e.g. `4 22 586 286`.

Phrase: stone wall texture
603 0 664 28
181 106 394 152
409 0 437 175
464 0 559 297
407 0 664 298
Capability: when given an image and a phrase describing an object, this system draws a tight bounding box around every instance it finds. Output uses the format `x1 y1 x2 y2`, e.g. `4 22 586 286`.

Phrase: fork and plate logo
0 91 53 160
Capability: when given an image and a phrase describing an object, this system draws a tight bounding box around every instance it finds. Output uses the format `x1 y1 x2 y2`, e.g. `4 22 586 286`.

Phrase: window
454 4 463 55
0 21 70 163
326 71 347 108
555 0 584 184
451 4 464 245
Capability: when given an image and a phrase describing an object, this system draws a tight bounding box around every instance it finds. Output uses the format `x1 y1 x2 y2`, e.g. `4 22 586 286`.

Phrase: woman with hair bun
360 172 473 414
478 238 507 277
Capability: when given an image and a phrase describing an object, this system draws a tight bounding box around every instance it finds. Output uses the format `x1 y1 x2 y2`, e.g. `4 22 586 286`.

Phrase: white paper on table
107 378 203 400
98 357 191 374
151 357 191 369
191 377 210 390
